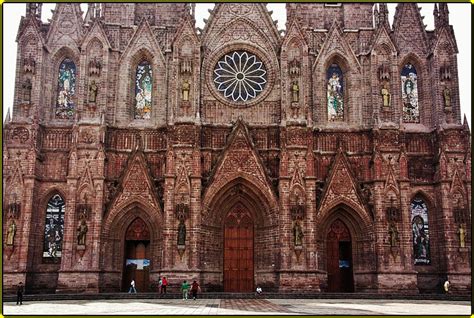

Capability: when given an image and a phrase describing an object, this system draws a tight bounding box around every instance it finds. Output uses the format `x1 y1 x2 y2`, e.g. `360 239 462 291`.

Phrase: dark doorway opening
122 218 151 292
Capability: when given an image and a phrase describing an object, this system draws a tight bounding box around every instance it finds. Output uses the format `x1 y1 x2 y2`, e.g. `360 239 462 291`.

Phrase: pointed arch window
411 197 430 265
401 63 419 123
43 194 65 258
55 58 76 119
135 60 153 120
327 64 344 121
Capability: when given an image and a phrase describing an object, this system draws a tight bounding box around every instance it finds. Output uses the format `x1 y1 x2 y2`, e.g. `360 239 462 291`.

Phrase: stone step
3 292 470 302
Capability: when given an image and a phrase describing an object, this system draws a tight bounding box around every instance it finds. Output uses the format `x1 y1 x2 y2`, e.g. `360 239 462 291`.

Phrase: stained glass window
327 64 344 121
401 63 419 123
213 51 267 102
411 197 430 265
55 58 76 119
135 61 153 119
43 194 65 258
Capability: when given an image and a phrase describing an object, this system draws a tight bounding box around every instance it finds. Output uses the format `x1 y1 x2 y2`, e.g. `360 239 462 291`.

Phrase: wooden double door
223 205 254 292
326 219 354 292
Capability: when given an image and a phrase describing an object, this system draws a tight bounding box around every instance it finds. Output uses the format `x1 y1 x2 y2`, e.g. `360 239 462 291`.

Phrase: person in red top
190 280 200 300
161 276 168 294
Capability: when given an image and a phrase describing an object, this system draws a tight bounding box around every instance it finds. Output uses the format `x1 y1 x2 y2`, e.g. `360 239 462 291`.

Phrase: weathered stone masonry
3 3 471 294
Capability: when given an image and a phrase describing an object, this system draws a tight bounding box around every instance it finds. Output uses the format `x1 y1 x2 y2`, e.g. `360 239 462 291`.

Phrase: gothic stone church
3 3 471 294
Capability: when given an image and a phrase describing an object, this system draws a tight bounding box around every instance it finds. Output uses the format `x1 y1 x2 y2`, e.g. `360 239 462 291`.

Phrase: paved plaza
3 298 471 315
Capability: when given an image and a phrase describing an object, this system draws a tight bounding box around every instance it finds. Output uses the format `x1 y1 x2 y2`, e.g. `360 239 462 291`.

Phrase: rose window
213 51 267 102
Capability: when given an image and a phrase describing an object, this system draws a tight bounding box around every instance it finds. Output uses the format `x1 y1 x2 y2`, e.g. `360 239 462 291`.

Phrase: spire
4 107 11 125
378 3 390 30
85 3 101 24
439 3 449 26
373 4 379 28
463 114 470 133
26 3 42 19
434 4 441 29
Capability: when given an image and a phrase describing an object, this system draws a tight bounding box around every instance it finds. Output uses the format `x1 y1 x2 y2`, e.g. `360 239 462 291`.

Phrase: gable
313 23 361 72
119 19 165 64
204 120 277 201
81 20 111 50
319 150 371 220
392 4 428 55
371 26 397 56
109 152 162 213
202 4 280 52
46 4 84 46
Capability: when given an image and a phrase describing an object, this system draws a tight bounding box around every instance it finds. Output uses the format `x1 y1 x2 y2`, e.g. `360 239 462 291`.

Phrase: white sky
2 3 471 127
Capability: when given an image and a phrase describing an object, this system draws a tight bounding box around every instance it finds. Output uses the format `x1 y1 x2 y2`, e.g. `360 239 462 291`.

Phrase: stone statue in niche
88 80 98 103
381 83 391 107
457 223 466 248
76 214 88 246
177 219 186 245
291 81 299 103
22 79 32 103
443 87 451 108
388 222 399 247
293 221 303 246
6 218 17 246
182 79 190 101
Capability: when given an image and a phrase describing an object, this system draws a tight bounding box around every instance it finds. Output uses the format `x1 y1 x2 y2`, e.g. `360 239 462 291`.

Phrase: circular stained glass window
213 51 267 103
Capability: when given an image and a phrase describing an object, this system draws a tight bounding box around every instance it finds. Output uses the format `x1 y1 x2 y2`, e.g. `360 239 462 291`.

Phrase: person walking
16 282 24 305
157 276 163 295
444 279 450 294
181 280 190 300
128 279 137 293
161 276 168 294
190 280 200 300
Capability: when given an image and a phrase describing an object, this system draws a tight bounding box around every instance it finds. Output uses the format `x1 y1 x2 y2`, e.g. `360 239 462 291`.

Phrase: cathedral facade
3 3 471 294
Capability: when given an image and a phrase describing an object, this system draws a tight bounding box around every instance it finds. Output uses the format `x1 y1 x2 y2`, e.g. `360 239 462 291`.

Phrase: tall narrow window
401 63 419 123
327 64 344 121
55 58 76 119
411 197 430 265
135 61 153 119
43 194 65 259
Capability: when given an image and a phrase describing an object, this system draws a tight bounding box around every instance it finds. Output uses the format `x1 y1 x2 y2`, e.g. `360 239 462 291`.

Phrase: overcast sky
2 3 471 127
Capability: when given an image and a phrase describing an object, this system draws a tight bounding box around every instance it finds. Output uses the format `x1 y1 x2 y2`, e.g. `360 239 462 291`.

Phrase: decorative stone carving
88 80 98 103
6 217 17 246
182 79 190 101
88 57 102 77
180 59 192 75
76 214 88 246
22 79 32 103
11 127 29 143
288 59 301 78
293 220 304 246
388 222 399 247
291 81 299 103
457 223 466 248
6 202 21 219
23 55 36 74
443 86 451 110
177 219 186 246
381 83 391 107
440 64 451 81
378 63 390 81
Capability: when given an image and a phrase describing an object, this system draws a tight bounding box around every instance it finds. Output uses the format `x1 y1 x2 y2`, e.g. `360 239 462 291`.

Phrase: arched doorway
223 203 254 292
122 218 151 292
326 219 354 292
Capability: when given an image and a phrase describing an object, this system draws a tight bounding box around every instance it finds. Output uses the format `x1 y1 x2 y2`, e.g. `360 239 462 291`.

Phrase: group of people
128 277 201 300
180 280 201 300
